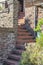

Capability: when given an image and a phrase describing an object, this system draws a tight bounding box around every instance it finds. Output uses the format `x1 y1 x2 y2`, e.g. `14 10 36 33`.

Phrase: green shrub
34 18 43 32
20 43 43 65
20 44 34 65
36 33 43 47
20 18 43 65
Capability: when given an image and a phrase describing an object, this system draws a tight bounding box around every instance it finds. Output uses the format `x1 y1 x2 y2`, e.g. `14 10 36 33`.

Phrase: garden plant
20 18 43 65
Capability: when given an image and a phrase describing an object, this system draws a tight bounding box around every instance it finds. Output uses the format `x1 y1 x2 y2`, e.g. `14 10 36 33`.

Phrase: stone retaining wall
25 6 35 29
25 6 43 30
0 0 19 62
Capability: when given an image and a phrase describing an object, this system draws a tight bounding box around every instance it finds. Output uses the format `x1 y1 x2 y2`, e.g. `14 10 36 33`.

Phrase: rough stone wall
24 0 43 7
25 6 35 29
0 0 13 28
25 6 43 30
38 7 43 19
0 0 19 63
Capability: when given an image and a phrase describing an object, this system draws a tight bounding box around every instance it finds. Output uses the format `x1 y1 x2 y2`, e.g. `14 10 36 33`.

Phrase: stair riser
3 62 14 65
17 36 34 40
11 50 23 55
3 62 10 65
15 46 25 50
8 57 20 61
17 40 35 43
18 31 33 34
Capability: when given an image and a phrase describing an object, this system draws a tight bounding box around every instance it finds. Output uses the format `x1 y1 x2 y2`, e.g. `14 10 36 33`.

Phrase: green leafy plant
35 18 43 47
20 43 43 65
34 18 43 32
20 18 43 65
36 33 43 47
20 44 34 65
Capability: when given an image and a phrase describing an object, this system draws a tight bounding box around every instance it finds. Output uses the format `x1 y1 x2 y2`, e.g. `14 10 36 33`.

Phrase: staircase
3 12 35 65
17 12 35 45
3 44 26 65
17 25 35 45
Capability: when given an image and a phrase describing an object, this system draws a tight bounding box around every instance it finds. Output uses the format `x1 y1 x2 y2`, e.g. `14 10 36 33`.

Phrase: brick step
19 12 24 13
19 12 25 16
17 39 35 43
18 26 25 29
18 32 32 36
18 34 32 36
16 42 25 46
17 36 34 39
18 28 27 30
18 14 24 17
18 30 30 33
15 45 25 50
18 24 25 27
3 59 19 65
19 12 25 14
19 13 24 15
18 29 27 32
11 49 24 55
18 16 24 18
8 54 21 61
19 14 24 16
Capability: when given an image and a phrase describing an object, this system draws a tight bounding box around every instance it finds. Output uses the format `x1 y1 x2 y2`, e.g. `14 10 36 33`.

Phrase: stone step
19 12 25 14
17 36 34 39
18 31 32 35
18 33 32 36
15 45 25 50
11 49 24 55
3 59 19 65
18 28 28 32
16 42 25 46
17 39 35 43
18 24 24 27
8 54 21 61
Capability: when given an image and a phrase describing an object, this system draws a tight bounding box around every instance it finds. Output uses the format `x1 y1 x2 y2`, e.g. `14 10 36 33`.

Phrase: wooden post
34 6 38 38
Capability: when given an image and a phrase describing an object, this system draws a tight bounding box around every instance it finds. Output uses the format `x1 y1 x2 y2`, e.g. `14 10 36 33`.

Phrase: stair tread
17 39 35 43
11 49 24 55
8 54 21 61
18 30 28 32
18 33 32 36
4 59 19 65
17 36 34 39
8 54 21 59
15 45 25 50
17 39 35 41
18 31 32 34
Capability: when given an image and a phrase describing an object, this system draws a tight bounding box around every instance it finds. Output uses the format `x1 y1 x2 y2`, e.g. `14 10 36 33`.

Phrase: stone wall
24 0 43 7
38 7 43 19
0 0 19 63
25 6 43 30
0 0 13 28
25 6 35 29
